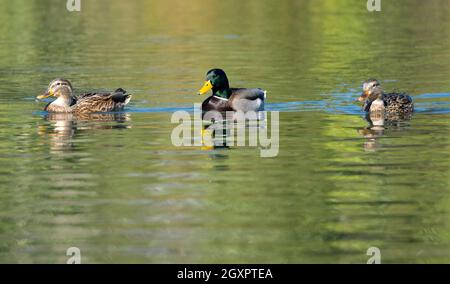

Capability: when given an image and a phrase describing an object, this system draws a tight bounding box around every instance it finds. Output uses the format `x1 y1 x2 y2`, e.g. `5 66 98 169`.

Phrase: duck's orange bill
358 91 369 102
198 80 213 95
37 90 54 100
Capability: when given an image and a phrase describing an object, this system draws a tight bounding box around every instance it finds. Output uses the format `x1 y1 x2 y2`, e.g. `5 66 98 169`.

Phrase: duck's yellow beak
37 89 54 100
198 80 213 95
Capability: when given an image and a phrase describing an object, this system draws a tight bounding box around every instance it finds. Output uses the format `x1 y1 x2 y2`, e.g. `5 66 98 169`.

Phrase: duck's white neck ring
213 95 229 101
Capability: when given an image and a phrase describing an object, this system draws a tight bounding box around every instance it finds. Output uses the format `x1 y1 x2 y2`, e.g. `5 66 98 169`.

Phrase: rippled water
0 0 449 263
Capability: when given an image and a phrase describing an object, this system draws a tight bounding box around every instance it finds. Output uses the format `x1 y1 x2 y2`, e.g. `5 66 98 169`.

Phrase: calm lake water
0 0 449 263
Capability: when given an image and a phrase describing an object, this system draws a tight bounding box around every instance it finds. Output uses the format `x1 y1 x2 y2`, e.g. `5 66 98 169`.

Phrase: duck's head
359 79 383 102
198 69 230 95
37 78 73 100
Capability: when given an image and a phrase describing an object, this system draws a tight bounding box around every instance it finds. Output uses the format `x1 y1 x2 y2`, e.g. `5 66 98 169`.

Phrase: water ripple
121 92 450 116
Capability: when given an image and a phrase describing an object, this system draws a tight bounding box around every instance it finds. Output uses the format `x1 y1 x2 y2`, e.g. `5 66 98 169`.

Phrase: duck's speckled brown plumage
39 79 131 114
71 88 131 113
44 96 77 112
383 93 414 114
359 79 414 119
363 92 413 114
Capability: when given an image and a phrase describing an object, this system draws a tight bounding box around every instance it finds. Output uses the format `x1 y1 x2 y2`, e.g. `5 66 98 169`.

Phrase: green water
0 0 449 263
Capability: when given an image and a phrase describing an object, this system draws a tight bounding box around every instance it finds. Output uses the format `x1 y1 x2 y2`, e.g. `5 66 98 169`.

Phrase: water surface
0 0 449 263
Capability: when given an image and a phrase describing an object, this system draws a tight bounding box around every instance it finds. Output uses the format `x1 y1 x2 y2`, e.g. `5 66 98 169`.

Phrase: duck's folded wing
384 93 413 105
232 88 266 101
72 89 131 113
72 93 114 113
230 88 266 112
110 88 131 104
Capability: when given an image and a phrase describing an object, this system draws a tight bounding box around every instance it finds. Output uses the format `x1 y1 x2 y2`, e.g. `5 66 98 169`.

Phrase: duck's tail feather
111 88 132 105
114 88 127 94
123 95 132 106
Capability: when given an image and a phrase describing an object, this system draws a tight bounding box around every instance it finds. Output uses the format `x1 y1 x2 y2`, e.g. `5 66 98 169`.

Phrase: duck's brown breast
201 96 233 112
45 103 72 113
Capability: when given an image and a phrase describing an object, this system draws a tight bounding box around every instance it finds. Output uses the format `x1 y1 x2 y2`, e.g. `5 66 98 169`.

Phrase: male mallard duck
197 69 266 113
37 79 132 113
358 79 414 115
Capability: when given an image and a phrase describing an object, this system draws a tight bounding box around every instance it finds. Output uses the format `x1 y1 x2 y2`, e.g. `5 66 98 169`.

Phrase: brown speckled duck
197 69 266 113
358 79 414 116
37 79 132 113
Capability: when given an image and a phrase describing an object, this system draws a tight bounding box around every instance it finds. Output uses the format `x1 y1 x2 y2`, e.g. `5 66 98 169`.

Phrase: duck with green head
197 69 266 113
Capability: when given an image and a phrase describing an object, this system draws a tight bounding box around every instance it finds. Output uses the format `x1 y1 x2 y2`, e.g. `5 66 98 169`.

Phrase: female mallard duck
37 79 132 113
197 69 266 113
358 79 414 116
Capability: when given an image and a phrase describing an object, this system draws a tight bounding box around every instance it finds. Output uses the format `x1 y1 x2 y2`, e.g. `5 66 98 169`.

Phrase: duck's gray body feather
229 88 266 112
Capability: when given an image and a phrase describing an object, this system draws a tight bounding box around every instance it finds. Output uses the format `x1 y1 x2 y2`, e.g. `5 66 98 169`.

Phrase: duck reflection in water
38 112 132 153
358 112 386 152
200 110 268 153
357 79 414 152
358 110 413 152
